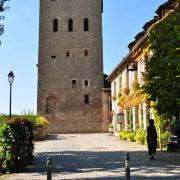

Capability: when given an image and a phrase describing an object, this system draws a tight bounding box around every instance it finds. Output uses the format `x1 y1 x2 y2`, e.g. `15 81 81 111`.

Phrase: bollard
47 157 52 180
124 152 130 180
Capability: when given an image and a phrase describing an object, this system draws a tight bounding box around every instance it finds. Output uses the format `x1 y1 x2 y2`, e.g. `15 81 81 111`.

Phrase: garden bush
126 132 136 142
118 131 136 142
134 130 147 145
119 130 147 144
161 131 170 148
119 131 127 140
17 115 49 129
0 118 35 174
0 115 6 123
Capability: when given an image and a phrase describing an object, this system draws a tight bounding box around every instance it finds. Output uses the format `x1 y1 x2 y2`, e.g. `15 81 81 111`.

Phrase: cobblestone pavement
1 133 180 180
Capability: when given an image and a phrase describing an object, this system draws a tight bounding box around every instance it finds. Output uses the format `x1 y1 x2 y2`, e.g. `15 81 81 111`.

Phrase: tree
144 1 180 120
0 0 9 44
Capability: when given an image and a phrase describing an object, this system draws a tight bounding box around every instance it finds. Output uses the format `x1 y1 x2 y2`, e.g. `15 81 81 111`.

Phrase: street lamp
8 71 15 118
127 61 138 71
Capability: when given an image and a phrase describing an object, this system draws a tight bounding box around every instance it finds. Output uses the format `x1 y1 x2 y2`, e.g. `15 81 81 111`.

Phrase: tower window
51 56 56 59
84 80 89 87
71 79 77 88
68 19 73 32
66 51 70 57
84 94 89 104
84 18 89 31
84 50 88 56
53 19 58 32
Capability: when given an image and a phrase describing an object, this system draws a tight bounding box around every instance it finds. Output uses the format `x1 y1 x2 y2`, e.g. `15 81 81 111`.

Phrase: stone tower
37 0 104 133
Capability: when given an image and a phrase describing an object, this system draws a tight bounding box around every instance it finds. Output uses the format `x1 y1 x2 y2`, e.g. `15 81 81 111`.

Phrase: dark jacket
147 125 157 147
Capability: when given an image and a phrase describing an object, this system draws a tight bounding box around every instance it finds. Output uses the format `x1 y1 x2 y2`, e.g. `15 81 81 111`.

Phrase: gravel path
1 133 180 180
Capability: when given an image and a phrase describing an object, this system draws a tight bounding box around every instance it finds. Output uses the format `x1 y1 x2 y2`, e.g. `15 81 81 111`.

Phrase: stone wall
37 0 104 133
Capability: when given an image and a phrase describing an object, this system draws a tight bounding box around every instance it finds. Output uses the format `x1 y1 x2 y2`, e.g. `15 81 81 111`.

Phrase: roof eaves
143 17 158 31
128 40 137 50
135 31 145 41
107 53 130 82
155 0 176 14
107 33 148 82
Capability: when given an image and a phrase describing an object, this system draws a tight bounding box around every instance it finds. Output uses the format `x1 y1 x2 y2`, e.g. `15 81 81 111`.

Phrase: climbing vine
143 1 180 120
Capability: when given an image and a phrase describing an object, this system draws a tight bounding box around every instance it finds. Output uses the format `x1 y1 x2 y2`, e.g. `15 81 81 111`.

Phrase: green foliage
139 106 143 130
0 0 10 44
126 132 135 142
112 95 117 101
119 130 146 143
119 95 125 106
118 131 135 142
118 127 170 147
134 130 147 145
35 116 49 127
143 4 180 120
10 111 49 127
153 104 177 134
10 115 37 127
132 80 140 91
0 113 48 173
0 0 9 11
161 131 170 148
0 118 35 173
127 108 133 131
118 92 125 106
118 73 122 93
10 114 49 129
118 92 122 99
0 114 6 122
118 131 131 140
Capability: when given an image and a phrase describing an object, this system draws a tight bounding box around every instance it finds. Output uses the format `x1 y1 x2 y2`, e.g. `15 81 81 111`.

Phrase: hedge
118 130 147 144
118 130 171 149
0 118 35 173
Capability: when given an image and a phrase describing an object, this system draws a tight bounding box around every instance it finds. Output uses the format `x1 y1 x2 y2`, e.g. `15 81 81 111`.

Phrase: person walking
147 119 157 160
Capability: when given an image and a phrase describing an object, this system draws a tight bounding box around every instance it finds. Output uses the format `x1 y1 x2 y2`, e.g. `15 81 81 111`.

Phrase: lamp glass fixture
8 71 15 84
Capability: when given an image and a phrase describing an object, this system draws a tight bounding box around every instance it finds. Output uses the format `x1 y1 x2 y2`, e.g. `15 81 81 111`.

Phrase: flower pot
35 126 46 141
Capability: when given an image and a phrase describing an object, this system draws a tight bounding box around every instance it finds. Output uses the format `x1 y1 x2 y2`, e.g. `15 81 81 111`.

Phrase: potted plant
109 123 114 135
35 116 49 141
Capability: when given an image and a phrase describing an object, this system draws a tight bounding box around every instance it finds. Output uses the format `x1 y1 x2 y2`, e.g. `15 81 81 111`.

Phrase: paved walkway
1 133 180 180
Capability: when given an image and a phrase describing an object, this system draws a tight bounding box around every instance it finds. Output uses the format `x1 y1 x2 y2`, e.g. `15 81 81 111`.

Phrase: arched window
46 96 57 114
84 18 89 31
68 19 73 32
53 19 58 32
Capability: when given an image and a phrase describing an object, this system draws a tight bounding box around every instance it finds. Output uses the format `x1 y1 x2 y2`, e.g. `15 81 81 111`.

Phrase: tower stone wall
37 0 104 133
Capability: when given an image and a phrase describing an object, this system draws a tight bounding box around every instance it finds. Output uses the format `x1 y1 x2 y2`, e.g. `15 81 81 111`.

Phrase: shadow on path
1 134 180 180
24 150 180 179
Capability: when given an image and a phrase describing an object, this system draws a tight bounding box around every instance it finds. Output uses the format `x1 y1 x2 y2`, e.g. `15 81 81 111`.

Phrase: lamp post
127 61 137 71
8 71 15 119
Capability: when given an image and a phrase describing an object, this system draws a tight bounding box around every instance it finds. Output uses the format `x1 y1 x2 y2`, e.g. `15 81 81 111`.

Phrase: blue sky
0 0 166 114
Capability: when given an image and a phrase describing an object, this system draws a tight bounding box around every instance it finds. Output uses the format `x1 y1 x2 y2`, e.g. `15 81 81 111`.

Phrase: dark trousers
148 144 156 156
